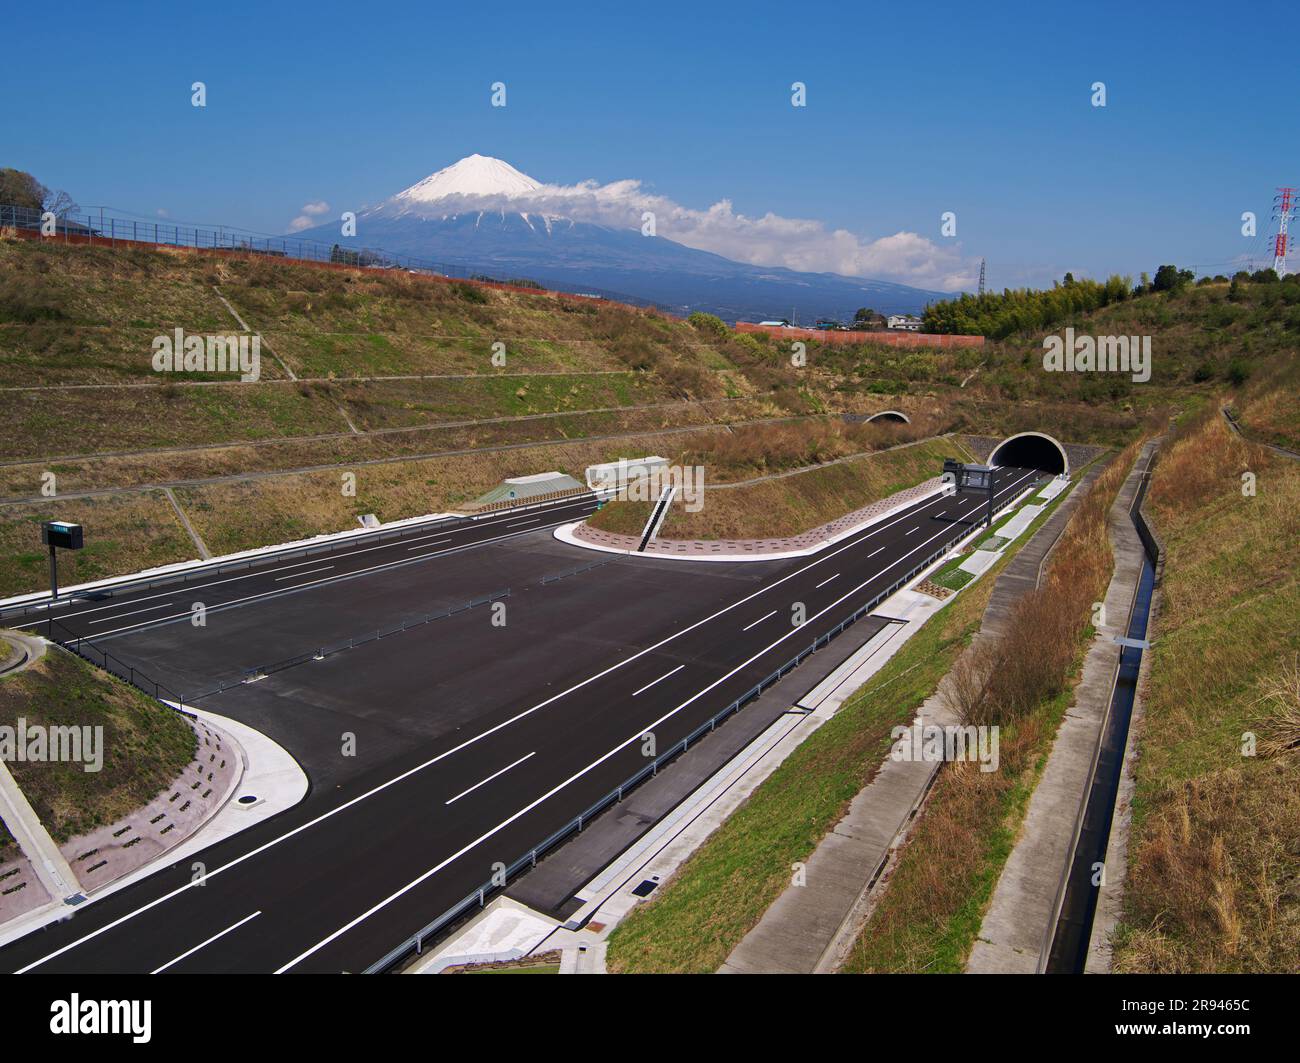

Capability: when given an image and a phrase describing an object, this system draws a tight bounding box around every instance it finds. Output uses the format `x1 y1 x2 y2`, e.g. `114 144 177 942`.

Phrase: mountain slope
291 156 949 320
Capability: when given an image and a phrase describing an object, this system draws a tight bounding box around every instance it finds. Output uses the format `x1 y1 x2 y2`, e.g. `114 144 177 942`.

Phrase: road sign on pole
41 521 84 600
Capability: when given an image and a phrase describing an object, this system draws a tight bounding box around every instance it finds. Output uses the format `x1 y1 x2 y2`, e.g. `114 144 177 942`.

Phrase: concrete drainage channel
1044 443 1162 973
0 632 45 677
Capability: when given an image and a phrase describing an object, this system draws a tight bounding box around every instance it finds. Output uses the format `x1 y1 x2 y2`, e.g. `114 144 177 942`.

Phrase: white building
887 314 923 331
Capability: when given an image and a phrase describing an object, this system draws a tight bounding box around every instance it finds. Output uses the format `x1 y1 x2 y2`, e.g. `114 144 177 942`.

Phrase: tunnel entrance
989 432 1068 475
866 410 910 424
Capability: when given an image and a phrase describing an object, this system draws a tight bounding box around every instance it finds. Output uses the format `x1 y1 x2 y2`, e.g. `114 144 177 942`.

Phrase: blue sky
4 0 1294 290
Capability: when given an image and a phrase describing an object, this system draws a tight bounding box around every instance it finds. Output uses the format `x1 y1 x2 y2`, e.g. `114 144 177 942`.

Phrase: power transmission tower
977 258 986 296
1272 187 1298 277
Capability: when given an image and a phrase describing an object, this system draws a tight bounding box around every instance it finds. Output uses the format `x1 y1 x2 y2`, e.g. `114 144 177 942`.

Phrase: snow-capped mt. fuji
290 155 948 320
390 154 542 212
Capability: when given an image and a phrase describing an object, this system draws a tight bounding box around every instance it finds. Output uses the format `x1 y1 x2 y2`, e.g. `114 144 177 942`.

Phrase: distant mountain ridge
291 155 951 321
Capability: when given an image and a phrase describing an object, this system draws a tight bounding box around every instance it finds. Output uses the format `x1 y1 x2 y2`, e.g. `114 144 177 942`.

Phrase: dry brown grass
0 647 196 842
0 491 197 599
942 441 1141 728
1113 762 1300 972
849 444 1144 971
1253 655 1300 759
1113 392 1300 972
589 436 970 542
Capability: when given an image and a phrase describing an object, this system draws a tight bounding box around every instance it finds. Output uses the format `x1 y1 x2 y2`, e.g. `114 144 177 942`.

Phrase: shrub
687 311 728 337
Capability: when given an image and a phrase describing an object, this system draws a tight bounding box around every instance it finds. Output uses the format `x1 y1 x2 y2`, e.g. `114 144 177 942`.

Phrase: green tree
0 168 46 210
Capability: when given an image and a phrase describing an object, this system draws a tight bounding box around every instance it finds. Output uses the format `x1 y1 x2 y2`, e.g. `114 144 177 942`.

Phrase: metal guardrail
0 516 454 623
539 558 615 585
43 616 193 714
0 493 596 624
365 482 1036 973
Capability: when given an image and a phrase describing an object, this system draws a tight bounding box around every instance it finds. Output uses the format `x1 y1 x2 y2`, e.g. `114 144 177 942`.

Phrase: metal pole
48 544 59 600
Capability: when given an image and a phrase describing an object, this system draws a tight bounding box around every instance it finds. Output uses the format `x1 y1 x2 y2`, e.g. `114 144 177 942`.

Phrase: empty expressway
0 466 1040 973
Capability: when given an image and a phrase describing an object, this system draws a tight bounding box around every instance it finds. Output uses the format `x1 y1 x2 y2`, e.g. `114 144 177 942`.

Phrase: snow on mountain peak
393 155 542 205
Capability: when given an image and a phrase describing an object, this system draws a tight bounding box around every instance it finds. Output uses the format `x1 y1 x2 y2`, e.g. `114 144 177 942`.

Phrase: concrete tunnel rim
988 431 1070 476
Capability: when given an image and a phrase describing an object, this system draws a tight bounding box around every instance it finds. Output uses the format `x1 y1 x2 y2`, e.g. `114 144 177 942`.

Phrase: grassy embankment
1112 402 1299 972
604 450 1116 973
0 646 195 843
0 416 925 596
842 440 1140 972
587 435 975 542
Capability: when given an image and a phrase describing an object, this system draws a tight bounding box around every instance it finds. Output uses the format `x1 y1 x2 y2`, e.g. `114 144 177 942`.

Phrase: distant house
887 314 923 331
758 319 791 327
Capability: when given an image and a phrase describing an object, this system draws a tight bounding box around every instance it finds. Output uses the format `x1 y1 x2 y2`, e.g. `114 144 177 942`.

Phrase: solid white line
274 566 333 582
631 664 685 696
18 473 1036 973
42 515 585 640
408 538 452 552
87 602 173 625
16 497 594 627
274 475 1043 974
150 911 261 974
742 610 777 632
445 752 536 806
815 573 840 589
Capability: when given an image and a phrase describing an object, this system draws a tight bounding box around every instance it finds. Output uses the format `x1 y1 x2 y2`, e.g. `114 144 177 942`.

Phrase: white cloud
388 179 977 291
287 200 331 232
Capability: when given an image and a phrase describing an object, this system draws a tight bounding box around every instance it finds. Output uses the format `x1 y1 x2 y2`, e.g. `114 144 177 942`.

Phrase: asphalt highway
5 494 602 643
0 466 1040 973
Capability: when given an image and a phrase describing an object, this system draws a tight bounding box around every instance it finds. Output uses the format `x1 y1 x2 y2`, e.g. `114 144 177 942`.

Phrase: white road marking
742 610 777 631
631 664 685 696
445 752 536 806
274 566 333 582
867 546 886 558
30 509 591 640
274 474 1044 974
815 573 840 589
87 602 174 625
506 519 540 528
408 539 452 552
906 526 919 535
16 472 1039 973
150 911 261 974
13 498 594 627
